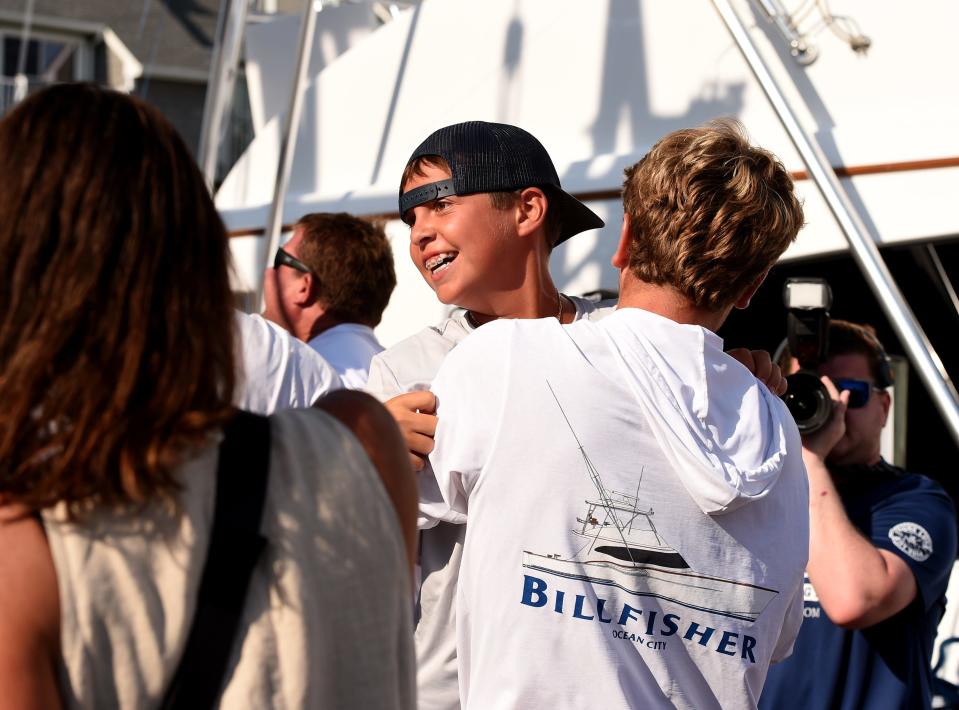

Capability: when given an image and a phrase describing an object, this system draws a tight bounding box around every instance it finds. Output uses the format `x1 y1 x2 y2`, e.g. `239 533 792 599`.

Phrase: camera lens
782 371 832 434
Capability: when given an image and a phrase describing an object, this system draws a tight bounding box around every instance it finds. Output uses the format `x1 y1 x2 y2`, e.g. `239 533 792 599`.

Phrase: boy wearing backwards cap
366 120 611 709
366 121 786 708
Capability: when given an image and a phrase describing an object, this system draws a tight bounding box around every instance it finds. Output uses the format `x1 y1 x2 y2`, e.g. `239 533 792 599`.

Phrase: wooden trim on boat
228 226 281 237
791 156 959 180
571 156 959 204
227 156 959 238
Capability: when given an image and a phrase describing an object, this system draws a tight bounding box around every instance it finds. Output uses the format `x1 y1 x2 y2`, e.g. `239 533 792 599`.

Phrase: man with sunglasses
761 319 957 710
267 212 396 389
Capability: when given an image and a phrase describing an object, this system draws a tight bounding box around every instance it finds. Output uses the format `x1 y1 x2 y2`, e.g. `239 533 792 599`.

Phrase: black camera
780 278 833 434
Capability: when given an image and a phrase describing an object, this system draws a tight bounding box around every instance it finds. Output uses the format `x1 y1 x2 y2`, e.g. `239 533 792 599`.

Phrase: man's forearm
805 452 916 628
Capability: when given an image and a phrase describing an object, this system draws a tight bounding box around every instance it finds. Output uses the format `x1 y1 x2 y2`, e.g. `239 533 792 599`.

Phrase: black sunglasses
273 247 312 274
835 378 884 409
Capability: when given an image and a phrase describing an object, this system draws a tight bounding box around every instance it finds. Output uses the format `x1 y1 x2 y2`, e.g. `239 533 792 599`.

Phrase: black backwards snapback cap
398 121 604 246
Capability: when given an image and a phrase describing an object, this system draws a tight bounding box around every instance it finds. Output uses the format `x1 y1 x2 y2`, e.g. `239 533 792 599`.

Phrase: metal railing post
257 0 318 308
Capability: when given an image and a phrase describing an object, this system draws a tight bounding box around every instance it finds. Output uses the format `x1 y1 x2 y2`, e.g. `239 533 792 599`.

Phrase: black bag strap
160 410 271 709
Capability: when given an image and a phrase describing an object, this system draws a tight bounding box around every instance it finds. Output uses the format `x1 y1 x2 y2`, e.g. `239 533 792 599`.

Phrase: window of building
1 34 84 82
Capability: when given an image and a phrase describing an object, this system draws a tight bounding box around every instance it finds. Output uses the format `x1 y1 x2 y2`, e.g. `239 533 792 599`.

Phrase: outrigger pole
198 0 249 190
712 0 959 449
545 380 638 564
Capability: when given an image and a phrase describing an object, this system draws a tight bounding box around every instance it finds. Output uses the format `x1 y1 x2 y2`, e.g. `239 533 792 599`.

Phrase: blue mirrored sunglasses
835 377 884 409
273 247 312 274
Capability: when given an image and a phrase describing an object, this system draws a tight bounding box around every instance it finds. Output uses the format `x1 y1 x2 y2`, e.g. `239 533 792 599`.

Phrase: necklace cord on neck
467 292 568 329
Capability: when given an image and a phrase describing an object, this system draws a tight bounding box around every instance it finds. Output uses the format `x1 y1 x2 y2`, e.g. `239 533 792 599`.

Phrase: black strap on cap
398 178 456 220
160 410 271 709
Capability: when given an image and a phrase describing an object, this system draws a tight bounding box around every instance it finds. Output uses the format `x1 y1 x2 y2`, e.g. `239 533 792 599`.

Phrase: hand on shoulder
726 348 787 396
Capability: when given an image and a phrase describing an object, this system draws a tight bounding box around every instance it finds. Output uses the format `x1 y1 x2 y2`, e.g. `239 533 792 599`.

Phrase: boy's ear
515 187 549 238
734 270 769 309
612 214 632 269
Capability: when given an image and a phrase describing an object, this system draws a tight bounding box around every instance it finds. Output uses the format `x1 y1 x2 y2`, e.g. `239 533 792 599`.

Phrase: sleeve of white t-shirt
426 321 513 525
233 311 343 414
771 577 804 663
365 351 405 402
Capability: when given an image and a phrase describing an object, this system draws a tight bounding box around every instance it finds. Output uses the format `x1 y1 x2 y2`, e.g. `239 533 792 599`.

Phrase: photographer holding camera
761 317 957 709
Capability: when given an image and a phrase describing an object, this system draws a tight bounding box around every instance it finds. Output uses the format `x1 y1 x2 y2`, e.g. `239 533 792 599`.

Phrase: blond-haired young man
425 120 808 708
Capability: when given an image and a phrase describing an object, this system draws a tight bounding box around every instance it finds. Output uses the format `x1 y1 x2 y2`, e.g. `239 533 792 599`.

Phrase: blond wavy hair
622 119 804 310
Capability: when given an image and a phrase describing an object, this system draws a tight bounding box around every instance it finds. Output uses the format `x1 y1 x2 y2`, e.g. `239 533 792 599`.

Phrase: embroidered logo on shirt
889 522 933 562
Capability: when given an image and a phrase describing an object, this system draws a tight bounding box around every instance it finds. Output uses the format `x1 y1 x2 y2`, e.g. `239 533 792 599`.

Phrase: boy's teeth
427 252 457 272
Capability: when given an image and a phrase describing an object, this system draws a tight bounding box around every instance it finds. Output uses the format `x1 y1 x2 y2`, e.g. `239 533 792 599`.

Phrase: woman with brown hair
0 83 416 708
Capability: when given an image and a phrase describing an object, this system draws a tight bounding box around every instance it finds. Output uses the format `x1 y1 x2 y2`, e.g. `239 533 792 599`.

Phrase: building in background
0 0 253 175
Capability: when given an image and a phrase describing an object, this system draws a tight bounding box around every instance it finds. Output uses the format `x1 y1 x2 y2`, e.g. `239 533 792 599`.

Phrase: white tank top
42 407 415 709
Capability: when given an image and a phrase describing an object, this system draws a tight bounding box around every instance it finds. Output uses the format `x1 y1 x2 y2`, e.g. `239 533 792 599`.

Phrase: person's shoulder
867 466 957 592
315 323 382 347
440 318 510 363
569 295 618 321
432 318 527 382
897 471 956 522
471 315 568 343
366 312 472 399
234 310 275 343
881 464 953 502
378 312 470 364
905 469 952 496
310 324 382 368
865 464 958 539
0 505 60 704
264 398 415 567
308 390 398 440
266 404 343 442
236 310 317 363
234 310 341 412
266 396 390 473
443 317 568 372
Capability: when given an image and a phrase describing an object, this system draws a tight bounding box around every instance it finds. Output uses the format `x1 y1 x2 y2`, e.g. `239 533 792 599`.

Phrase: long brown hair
0 83 236 511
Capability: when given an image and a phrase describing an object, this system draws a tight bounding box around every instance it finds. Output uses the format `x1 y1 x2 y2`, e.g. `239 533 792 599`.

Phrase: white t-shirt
234 311 342 413
428 309 808 709
366 298 613 710
365 309 472 403
309 322 384 390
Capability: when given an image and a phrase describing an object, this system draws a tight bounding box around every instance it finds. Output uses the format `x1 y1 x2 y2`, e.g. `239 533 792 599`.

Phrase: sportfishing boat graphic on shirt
522 382 778 624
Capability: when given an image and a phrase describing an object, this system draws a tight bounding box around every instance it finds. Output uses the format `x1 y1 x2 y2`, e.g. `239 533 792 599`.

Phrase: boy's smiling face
402 161 517 313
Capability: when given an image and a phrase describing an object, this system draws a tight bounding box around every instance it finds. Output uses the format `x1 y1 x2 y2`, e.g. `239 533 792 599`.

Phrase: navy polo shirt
760 462 956 709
